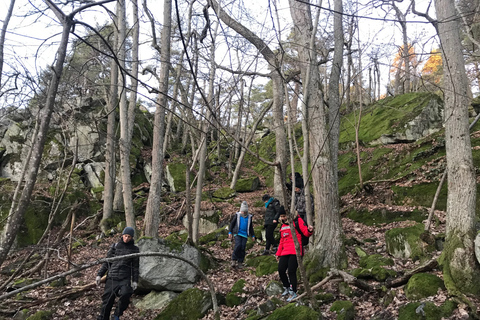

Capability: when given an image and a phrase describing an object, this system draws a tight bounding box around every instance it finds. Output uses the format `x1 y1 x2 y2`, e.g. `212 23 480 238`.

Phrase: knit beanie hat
122 226 135 237
240 201 248 212
278 205 286 216
262 194 270 202
295 175 304 189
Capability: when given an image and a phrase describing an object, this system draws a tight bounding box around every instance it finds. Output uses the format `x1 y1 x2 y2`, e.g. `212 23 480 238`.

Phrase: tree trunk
289 0 344 268
143 0 172 237
209 0 286 204
0 0 116 266
0 0 15 88
435 0 480 294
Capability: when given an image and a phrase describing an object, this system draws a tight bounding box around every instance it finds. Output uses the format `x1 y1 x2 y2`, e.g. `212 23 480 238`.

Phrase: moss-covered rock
246 255 277 276
263 302 321 319
212 187 236 199
234 177 260 192
198 226 228 245
226 278 247 307
404 273 445 300
359 254 393 268
330 300 355 320
385 223 433 260
153 288 213 320
26 310 53 320
398 301 443 320
316 292 335 304
304 253 330 284
165 163 189 193
351 266 397 282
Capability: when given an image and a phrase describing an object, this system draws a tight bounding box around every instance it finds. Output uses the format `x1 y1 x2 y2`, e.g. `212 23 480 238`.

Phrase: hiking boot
237 262 244 269
287 291 297 302
231 260 237 268
262 250 270 255
281 287 289 296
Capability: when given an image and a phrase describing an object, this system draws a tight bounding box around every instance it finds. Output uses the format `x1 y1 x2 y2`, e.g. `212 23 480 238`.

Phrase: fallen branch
329 269 373 292
386 258 438 288
292 273 335 301
0 251 219 318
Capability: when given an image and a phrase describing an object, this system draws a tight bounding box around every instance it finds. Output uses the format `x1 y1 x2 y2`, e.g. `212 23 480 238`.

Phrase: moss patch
330 300 355 320
154 288 212 320
347 208 427 226
398 301 454 320
385 223 433 260
212 187 236 199
404 273 445 300
246 255 278 276
234 177 260 192
263 302 320 319
26 310 53 320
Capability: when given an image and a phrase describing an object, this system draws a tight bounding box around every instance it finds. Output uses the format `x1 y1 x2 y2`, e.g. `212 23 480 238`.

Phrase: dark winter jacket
294 190 314 219
229 212 255 238
276 216 312 257
264 197 281 226
97 237 140 282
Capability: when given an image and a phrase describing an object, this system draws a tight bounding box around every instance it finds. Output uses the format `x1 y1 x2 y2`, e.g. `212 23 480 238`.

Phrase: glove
95 276 101 286
132 282 138 291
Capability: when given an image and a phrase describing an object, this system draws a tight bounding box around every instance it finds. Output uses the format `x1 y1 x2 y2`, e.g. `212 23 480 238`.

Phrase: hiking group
228 172 314 302
94 172 313 318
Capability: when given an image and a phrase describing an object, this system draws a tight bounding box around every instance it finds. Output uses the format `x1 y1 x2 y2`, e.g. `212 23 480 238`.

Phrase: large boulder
385 223 433 260
137 238 204 292
165 163 187 192
234 177 260 192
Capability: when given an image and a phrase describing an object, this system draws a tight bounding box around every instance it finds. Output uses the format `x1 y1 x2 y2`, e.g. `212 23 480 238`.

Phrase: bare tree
143 0 172 237
433 0 480 294
289 0 344 268
0 0 115 267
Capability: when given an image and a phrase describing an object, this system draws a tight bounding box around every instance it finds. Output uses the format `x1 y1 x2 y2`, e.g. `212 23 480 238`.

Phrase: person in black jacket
262 194 281 255
96 227 139 320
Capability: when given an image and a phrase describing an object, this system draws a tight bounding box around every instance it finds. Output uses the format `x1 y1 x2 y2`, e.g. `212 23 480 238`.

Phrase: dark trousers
278 255 299 292
265 224 277 250
232 235 248 263
97 278 133 320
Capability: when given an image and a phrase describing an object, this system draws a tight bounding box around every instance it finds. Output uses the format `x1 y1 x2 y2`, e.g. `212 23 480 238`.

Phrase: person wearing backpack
95 227 139 320
275 206 313 302
293 174 314 222
262 194 281 255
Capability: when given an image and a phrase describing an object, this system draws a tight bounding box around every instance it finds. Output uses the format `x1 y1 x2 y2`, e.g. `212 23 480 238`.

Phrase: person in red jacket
275 206 313 302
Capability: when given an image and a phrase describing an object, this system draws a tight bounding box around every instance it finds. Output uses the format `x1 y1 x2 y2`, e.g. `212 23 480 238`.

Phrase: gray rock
83 163 105 188
182 210 219 235
265 281 283 296
257 300 277 316
137 238 202 292
133 290 178 310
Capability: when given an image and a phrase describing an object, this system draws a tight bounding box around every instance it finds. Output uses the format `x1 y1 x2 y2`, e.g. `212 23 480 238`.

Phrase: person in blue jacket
228 201 255 269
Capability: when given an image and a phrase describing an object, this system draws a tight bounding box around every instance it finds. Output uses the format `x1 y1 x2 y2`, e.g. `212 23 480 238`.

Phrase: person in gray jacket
228 201 255 269
96 227 139 320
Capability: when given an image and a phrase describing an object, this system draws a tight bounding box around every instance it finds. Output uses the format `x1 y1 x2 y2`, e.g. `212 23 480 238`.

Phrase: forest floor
0 184 477 320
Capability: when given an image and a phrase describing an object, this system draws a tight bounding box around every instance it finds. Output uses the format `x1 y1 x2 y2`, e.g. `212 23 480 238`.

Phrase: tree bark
209 0 286 204
143 0 172 237
0 0 15 88
435 0 480 294
0 0 115 267
289 0 344 268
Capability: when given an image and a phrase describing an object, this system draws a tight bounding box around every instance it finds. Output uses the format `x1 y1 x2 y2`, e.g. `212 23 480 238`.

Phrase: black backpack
294 217 310 246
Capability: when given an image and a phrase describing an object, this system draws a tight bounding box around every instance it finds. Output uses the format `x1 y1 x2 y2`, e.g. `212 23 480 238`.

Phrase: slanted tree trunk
434 0 480 294
0 0 15 88
143 0 172 237
0 0 115 267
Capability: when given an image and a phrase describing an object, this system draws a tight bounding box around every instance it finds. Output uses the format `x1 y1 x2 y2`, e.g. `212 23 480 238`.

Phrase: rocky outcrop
182 210 220 235
136 238 204 292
